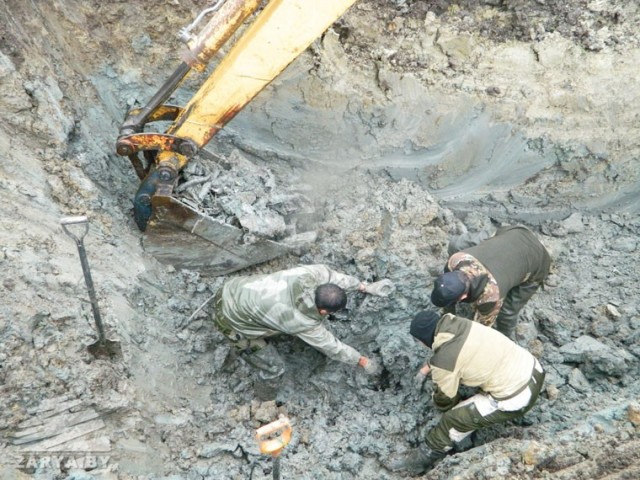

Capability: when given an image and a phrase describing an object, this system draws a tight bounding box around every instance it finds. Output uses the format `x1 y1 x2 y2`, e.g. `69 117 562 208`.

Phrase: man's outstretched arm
295 323 379 374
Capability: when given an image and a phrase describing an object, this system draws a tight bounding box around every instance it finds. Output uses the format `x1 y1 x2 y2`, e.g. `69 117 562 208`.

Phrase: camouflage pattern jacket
218 264 362 365
446 225 551 326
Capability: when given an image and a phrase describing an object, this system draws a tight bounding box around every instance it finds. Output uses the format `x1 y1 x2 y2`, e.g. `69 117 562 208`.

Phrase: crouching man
212 264 391 383
431 225 551 339
389 310 545 475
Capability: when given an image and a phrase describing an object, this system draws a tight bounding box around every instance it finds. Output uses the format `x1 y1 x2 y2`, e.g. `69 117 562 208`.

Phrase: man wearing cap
431 225 551 338
388 310 546 475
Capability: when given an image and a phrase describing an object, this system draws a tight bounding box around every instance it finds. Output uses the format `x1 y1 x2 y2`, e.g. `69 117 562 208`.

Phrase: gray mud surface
1 1 639 479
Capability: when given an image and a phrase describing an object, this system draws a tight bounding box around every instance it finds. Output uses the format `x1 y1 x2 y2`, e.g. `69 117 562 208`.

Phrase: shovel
61 216 122 359
255 416 292 480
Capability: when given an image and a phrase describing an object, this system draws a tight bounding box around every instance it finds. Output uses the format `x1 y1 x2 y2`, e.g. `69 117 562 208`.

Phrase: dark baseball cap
431 271 468 307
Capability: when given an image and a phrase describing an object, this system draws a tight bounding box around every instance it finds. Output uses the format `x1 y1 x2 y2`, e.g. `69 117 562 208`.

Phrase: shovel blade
88 339 122 360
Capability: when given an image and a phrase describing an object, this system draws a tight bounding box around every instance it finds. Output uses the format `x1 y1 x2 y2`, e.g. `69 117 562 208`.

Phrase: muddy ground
0 0 639 479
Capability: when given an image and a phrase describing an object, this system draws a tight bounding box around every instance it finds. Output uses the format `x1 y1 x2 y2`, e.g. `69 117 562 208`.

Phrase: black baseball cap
431 271 467 307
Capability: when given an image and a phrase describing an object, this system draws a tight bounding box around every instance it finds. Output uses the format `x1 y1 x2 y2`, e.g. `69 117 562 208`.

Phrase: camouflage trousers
426 359 545 452
213 289 285 380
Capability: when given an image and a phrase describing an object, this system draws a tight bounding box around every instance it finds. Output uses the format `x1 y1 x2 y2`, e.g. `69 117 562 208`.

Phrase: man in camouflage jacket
431 225 551 338
213 264 390 380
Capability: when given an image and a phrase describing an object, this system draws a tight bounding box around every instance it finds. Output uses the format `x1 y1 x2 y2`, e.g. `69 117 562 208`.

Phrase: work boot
387 443 446 475
240 344 285 379
253 378 280 401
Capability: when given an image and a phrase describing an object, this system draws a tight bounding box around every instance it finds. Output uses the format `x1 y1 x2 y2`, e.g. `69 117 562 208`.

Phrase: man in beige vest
389 310 545 475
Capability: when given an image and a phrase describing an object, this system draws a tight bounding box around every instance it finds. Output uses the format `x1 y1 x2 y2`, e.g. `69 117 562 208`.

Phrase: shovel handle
256 417 292 457
61 216 89 244
60 215 106 345
61 215 89 225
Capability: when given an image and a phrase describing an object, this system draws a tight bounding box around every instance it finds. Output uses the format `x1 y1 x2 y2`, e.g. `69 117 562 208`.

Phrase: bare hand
414 364 430 390
359 356 381 375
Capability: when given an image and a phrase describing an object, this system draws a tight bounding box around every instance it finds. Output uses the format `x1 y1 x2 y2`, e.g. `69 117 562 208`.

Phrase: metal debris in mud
176 149 317 242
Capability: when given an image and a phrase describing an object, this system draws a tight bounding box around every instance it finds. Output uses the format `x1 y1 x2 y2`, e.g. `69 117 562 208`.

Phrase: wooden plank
19 419 105 452
12 409 100 444
18 399 84 429
26 395 71 415
50 435 111 452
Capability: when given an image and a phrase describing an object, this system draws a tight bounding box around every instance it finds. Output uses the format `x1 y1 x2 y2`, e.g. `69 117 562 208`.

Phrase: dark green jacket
462 225 551 296
445 225 552 324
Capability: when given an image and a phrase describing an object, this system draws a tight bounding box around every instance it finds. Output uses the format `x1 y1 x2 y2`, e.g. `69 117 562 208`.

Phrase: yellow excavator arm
115 0 357 274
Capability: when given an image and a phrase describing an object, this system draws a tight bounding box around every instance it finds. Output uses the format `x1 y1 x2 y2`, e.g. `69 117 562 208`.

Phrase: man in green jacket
431 225 551 338
388 310 545 475
213 264 392 380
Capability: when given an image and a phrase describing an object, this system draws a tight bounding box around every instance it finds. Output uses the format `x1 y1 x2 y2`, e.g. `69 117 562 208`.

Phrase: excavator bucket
143 195 292 275
117 0 358 274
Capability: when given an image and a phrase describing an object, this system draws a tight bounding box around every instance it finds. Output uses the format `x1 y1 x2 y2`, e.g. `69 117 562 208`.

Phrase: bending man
431 224 551 338
389 310 545 475
212 264 391 380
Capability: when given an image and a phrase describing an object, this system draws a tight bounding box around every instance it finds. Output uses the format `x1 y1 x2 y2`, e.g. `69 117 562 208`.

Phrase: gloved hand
359 356 382 376
364 279 395 297
433 387 459 412
414 371 428 391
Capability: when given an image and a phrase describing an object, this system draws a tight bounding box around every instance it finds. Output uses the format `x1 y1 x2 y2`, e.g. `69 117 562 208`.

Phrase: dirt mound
0 0 638 478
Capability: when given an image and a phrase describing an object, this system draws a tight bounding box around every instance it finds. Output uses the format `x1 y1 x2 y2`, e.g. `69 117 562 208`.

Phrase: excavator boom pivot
116 0 358 274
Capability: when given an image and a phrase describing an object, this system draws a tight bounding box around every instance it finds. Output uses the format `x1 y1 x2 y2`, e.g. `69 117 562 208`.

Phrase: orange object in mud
255 416 292 457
